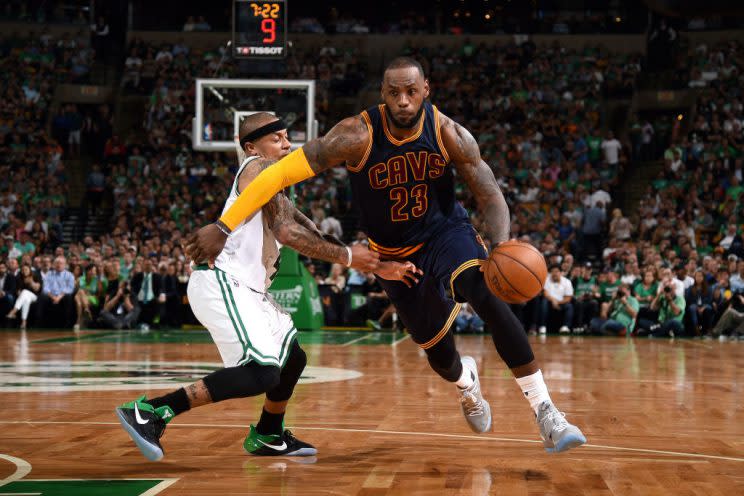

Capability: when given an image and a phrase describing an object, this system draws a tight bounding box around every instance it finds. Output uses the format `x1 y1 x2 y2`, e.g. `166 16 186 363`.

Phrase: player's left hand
184 223 228 268
375 261 423 288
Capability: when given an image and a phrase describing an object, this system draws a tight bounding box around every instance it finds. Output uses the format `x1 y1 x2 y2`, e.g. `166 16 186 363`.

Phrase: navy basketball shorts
375 221 488 350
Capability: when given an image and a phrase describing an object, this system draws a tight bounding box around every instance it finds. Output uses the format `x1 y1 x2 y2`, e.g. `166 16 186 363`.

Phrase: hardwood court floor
0 329 743 495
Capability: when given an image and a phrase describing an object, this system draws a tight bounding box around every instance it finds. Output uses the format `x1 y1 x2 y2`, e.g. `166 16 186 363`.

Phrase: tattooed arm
236 160 354 267
185 115 370 265
301 114 369 173
292 208 322 236
235 160 421 285
439 113 510 244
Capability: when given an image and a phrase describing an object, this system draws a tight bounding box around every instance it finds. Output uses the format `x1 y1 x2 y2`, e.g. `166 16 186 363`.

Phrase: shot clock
233 0 287 58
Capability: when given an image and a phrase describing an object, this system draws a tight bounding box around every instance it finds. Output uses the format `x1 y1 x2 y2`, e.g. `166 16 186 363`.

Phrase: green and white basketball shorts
187 267 297 368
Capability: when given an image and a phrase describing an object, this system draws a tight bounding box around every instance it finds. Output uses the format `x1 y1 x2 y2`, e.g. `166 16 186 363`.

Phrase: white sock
515 370 552 414
455 361 475 389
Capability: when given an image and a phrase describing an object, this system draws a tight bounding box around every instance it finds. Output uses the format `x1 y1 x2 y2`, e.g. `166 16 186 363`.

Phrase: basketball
483 240 547 304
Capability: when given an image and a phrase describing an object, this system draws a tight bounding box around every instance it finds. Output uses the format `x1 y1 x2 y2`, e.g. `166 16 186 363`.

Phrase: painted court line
0 454 32 488
341 335 374 347
1 420 742 463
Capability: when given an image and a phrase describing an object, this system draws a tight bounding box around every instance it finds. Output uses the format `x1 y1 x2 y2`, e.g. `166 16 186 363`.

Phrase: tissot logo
0 361 362 392
246 46 283 55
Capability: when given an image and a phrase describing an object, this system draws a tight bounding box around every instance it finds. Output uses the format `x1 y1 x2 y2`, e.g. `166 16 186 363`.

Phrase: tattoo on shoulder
305 115 369 173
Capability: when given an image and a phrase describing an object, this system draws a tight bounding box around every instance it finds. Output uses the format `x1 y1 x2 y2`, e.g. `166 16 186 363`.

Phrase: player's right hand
184 223 228 268
375 261 423 288
349 244 380 273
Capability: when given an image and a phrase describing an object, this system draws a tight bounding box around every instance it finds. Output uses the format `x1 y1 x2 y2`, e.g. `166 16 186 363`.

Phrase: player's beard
388 104 424 129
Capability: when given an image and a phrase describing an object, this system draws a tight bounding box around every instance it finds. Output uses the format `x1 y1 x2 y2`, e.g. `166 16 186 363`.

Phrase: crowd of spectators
0 31 84 321
2 29 744 339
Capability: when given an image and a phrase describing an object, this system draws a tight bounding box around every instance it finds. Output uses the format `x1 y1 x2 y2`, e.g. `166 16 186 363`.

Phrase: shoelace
459 385 485 416
284 430 296 444
542 407 568 433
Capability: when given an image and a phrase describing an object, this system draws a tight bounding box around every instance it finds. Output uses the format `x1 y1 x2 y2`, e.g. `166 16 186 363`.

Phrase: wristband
214 220 231 236
345 246 353 267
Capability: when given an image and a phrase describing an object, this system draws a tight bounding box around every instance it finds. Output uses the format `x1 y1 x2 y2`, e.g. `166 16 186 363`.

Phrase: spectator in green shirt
637 277 686 337
590 283 639 335
586 129 602 165
599 269 622 302
572 262 600 333
633 267 659 322
13 232 36 257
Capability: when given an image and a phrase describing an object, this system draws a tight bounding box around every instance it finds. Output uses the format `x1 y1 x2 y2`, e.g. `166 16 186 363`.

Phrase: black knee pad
266 341 307 402
423 333 462 382
203 362 281 403
453 266 535 369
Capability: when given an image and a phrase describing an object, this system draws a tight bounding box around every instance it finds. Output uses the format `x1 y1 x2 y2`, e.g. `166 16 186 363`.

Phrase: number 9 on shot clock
233 0 287 58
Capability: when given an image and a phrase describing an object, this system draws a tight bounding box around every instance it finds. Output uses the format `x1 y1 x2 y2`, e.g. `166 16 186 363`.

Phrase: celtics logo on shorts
0 361 362 392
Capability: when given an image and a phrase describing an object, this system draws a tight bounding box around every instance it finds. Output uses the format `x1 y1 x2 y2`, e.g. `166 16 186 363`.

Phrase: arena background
0 1 743 495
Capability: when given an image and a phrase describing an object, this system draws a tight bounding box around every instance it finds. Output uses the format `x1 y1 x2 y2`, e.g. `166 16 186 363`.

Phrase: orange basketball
483 240 547 304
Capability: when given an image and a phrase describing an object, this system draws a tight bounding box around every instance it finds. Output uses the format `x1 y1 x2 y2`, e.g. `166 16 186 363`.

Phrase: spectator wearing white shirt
538 265 575 334
670 149 684 174
121 48 143 90
320 214 343 240
657 267 685 298
730 261 744 294
719 224 738 251
675 265 694 290
589 188 612 211
600 131 622 166
641 121 654 160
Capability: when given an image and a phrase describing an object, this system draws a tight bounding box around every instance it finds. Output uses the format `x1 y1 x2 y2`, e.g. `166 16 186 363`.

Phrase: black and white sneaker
243 425 317 456
115 395 173 462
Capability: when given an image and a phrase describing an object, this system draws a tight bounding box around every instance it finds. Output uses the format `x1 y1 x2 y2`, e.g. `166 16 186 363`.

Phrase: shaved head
384 56 425 79
238 112 290 161
238 112 280 142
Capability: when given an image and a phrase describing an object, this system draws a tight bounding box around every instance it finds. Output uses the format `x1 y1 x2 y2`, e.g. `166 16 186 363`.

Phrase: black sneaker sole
115 408 164 462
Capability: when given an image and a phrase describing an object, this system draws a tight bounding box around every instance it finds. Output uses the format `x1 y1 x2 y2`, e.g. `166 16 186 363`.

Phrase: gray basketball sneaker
457 356 492 433
536 401 586 453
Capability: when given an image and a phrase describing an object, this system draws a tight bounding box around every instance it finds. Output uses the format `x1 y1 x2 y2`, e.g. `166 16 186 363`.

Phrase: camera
664 286 672 293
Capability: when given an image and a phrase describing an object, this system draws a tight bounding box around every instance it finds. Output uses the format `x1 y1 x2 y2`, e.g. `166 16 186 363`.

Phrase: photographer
99 276 140 330
637 277 686 337
589 283 639 335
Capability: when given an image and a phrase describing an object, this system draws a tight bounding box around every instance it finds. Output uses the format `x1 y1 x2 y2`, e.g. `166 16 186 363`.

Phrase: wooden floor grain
0 330 742 495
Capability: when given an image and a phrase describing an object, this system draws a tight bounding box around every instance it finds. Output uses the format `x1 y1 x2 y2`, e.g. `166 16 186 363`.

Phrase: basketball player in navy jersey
187 57 586 452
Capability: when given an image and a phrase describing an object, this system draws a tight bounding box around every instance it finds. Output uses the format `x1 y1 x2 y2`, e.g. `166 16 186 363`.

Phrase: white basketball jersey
214 156 281 292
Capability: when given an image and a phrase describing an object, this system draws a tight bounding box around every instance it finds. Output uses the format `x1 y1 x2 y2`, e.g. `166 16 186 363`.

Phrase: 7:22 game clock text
233 0 287 58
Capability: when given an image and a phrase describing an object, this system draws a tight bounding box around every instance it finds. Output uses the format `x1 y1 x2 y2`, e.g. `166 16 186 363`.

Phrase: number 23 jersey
347 101 468 256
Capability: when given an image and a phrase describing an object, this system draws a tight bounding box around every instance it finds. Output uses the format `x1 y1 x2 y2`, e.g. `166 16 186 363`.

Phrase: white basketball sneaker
536 401 586 453
457 356 492 433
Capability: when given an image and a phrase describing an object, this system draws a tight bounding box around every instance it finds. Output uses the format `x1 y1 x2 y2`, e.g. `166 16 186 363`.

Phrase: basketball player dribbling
116 114 420 461
187 58 586 452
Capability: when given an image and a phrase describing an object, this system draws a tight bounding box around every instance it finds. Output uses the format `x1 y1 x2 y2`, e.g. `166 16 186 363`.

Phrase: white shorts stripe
187 269 297 368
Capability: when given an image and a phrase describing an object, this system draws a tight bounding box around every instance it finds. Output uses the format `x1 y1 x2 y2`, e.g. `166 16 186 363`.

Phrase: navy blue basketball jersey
347 101 467 257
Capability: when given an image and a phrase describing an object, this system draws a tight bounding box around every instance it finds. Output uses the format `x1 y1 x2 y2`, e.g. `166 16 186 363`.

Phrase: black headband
239 118 287 148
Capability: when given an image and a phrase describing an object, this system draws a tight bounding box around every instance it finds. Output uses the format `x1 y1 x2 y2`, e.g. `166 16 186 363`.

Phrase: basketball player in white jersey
116 113 421 461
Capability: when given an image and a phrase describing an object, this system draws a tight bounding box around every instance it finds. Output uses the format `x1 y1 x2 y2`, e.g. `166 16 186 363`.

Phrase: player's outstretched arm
269 195 422 286
185 116 369 266
219 115 369 232
439 114 510 245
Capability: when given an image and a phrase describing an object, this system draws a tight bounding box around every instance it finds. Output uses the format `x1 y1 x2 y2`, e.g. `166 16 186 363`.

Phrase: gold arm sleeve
218 148 316 231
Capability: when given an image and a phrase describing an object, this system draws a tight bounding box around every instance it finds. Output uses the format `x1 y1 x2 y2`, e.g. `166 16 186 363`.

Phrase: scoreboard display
233 0 287 58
